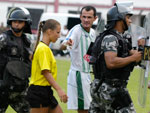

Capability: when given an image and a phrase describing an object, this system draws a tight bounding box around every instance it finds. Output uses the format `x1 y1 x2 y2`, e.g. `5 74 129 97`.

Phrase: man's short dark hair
80 5 97 17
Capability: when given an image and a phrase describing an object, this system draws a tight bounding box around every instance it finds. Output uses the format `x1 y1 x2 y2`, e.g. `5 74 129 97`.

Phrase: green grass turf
6 58 150 113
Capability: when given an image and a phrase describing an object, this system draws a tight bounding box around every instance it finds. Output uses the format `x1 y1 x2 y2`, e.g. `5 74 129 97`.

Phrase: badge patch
11 47 17 55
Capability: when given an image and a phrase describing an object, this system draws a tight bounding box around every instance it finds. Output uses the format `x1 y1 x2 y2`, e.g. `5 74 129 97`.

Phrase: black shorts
26 85 58 108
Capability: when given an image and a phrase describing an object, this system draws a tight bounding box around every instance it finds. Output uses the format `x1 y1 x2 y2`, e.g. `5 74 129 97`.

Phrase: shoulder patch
0 33 7 50
0 33 7 41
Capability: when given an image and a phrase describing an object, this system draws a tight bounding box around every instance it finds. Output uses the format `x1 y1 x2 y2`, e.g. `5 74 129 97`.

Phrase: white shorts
67 69 92 110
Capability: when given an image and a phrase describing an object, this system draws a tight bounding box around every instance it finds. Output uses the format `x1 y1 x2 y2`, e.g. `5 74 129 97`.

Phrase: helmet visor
116 1 133 15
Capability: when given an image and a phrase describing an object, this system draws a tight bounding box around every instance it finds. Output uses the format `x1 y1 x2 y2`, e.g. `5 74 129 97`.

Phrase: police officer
89 3 142 113
0 7 32 113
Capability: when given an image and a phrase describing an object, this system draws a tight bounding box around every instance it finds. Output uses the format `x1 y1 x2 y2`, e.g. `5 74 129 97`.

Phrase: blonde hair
32 19 60 59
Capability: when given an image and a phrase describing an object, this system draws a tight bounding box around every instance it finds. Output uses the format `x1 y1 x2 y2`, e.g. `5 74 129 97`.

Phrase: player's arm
60 27 80 50
60 39 73 50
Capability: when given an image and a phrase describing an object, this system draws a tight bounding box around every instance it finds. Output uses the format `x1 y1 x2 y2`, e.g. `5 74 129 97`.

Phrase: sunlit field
6 57 150 113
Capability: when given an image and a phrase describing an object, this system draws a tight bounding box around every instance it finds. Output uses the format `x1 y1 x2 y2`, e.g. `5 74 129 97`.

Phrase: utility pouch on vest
4 61 31 80
2 61 30 91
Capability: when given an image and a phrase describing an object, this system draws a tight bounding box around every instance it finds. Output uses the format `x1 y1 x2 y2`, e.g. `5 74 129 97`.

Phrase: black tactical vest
3 30 31 61
100 32 134 80
0 30 31 87
91 30 134 80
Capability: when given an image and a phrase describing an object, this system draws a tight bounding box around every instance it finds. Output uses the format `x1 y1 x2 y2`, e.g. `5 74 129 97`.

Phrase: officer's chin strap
123 20 128 31
11 26 24 34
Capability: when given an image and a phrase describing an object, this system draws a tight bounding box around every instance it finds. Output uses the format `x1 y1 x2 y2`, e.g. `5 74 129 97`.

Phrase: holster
111 88 132 110
90 79 102 99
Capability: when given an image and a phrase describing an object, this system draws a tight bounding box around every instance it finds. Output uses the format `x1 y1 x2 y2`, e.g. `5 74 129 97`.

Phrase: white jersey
63 24 96 73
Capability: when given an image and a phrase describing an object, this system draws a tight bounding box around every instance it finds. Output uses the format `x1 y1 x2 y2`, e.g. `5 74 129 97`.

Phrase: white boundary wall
0 0 150 26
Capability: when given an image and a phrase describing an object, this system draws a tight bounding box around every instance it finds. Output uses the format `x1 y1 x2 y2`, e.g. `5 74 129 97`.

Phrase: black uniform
0 30 31 113
89 30 136 113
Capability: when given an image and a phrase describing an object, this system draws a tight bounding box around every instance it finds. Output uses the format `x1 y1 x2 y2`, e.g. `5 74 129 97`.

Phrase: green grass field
6 57 150 113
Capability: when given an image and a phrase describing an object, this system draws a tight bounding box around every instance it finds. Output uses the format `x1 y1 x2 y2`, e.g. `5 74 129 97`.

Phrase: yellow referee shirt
29 42 57 86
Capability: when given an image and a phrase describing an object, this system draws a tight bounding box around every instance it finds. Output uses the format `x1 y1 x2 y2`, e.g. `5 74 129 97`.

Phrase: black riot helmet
105 2 133 30
7 7 32 34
